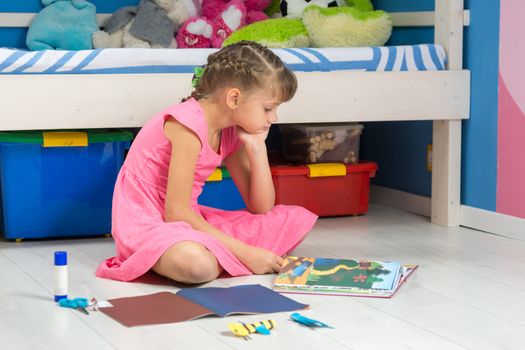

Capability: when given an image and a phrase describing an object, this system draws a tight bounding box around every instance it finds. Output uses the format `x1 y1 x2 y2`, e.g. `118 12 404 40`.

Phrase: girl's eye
264 107 272 112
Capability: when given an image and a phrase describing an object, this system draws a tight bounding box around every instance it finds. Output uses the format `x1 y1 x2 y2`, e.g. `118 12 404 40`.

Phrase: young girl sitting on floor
97 41 318 284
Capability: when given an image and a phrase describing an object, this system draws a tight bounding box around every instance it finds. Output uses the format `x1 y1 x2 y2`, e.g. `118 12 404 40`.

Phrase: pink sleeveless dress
96 98 318 281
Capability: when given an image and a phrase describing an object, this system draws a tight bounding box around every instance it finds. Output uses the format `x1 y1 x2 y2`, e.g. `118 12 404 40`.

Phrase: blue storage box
0 130 132 240
199 168 246 210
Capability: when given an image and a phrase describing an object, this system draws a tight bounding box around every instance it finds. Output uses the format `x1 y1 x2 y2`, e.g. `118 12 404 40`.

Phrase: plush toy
223 17 308 48
224 0 391 48
26 0 99 50
279 0 340 19
177 0 248 48
177 0 274 48
203 0 271 24
264 0 282 17
176 17 214 48
92 0 199 48
244 0 273 23
302 4 392 47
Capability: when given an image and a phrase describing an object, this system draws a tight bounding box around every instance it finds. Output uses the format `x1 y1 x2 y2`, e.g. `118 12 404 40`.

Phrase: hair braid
182 41 297 103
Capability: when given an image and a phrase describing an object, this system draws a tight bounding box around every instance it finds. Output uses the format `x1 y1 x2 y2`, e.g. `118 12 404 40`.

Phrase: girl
97 41 318 284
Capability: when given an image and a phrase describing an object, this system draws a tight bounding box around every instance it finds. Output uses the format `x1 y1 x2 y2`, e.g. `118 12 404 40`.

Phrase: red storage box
271 162 378 217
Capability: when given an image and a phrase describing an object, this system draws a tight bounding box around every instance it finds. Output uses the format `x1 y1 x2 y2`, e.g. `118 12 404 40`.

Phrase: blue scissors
58 297 90 315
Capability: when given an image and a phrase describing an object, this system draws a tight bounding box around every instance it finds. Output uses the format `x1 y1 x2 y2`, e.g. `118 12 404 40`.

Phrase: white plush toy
93 0 202 48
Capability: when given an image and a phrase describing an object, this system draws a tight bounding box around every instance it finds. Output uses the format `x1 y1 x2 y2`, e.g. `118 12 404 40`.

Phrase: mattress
0 45 446 74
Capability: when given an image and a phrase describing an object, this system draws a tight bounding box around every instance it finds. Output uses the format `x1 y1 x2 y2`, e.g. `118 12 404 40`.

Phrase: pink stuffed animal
211 0 246 47
177 16 214 48
177 0 270 48
203 0 270 24
244 0 272 24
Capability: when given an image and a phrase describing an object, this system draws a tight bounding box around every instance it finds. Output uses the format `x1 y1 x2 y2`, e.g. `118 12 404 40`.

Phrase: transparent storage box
280 123 364 164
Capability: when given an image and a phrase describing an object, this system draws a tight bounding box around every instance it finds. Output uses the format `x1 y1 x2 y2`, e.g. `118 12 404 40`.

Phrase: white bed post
432 0 464 226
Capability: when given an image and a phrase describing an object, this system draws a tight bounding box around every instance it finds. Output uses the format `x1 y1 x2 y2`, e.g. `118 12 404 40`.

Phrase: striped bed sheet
0 44 446 74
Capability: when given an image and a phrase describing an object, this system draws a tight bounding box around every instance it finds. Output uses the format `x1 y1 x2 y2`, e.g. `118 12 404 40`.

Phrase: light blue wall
363 0 500 211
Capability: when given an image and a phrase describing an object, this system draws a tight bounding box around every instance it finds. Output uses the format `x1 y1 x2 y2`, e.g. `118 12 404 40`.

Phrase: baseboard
370 185 525 240
370 185 431 217
460 205 525 241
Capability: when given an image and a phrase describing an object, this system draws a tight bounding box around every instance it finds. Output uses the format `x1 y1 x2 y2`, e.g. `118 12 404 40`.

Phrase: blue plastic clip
290 313 333 328
58 297 89 314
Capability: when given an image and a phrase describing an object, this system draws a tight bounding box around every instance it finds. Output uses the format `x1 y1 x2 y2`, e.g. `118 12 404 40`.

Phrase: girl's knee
154 242 221 284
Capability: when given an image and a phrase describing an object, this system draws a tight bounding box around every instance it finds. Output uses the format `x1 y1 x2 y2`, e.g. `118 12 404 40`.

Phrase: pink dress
96 98 318 281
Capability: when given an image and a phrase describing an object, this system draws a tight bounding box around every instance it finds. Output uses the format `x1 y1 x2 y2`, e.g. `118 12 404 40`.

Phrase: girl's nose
269 112 278 123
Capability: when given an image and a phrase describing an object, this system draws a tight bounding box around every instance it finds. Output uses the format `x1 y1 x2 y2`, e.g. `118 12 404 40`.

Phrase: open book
99 284 308 327
274 257 418 298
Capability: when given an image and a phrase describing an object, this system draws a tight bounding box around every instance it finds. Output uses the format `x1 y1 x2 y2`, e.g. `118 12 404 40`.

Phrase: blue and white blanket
0 45 446 74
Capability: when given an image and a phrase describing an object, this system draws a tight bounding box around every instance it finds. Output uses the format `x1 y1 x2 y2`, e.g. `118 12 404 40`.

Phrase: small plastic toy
227 319 276 340
290 313 333 328
58 297 90 315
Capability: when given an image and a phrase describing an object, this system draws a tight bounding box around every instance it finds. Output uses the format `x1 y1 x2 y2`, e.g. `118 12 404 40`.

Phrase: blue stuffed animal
26 0 99 50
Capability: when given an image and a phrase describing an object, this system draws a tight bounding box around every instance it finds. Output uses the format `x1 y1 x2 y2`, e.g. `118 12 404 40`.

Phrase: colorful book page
274 257 411 297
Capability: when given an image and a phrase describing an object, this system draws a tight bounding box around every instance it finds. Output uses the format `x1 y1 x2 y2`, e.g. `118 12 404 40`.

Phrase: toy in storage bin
271 162 377 217
0 130 133 240
280 123 364 164
199 167 246 210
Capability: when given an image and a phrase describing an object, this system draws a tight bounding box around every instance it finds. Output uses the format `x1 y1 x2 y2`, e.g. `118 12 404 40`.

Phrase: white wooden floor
1 204 525 350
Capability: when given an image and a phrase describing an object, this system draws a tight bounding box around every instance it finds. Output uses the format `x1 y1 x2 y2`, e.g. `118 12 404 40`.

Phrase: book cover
100 284 308 327
274 257 417 298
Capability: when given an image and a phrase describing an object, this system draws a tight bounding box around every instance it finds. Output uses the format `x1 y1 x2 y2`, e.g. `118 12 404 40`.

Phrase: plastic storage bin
280 123 364 164
199 167 246 210
0 130 133 240
271 161 377 217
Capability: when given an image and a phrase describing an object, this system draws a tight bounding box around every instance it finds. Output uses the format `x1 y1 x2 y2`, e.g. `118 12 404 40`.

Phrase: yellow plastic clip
228 319 276 340
43 132 88 147
206 168 223 182
306 163 346 177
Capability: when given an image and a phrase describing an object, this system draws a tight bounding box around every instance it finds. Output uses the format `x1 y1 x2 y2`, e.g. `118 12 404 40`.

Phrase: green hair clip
192 66 204 88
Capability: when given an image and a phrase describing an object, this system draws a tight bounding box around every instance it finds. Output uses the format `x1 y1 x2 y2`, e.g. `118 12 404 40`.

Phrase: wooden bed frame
0 0 470 227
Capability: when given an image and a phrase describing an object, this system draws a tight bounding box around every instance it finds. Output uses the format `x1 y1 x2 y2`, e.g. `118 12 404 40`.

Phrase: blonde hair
184 41 297 103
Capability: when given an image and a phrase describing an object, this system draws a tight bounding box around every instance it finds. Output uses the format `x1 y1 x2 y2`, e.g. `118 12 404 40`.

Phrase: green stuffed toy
224 0 392 48
224 18 309 48
303 5 391 47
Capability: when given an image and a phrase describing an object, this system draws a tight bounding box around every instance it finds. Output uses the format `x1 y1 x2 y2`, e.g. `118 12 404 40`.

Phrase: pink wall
497 1 525 218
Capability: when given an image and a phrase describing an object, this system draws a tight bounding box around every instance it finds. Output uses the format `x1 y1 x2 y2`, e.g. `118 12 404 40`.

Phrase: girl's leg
152 241 223 284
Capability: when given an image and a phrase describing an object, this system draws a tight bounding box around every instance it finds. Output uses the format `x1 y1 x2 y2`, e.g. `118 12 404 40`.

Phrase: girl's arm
163 119 282 274
223 128 275 214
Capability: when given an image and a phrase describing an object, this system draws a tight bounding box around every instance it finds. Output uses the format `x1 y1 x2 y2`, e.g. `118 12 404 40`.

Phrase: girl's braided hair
183 41 297 103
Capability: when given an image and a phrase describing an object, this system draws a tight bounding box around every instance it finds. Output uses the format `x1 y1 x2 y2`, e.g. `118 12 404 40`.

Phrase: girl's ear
226 88 241 109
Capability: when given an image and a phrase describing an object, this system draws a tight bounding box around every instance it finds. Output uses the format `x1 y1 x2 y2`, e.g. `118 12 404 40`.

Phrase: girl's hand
236 126 270 148
239 245 283 274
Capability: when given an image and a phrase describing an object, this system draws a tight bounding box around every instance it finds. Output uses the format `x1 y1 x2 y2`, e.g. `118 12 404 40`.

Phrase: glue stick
54 251 68 302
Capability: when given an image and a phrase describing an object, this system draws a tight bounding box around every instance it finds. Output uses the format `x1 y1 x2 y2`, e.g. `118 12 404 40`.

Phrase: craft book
273 257 418 298
100 284 308 327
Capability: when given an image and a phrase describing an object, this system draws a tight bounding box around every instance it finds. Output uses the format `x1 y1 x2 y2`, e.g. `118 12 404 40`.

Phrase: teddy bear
176 0 271 48
92 0 201 48
26 0 99 50
223 0 391 48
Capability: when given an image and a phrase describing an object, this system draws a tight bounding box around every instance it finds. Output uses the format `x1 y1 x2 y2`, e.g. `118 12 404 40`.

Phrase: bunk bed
0 0 470 227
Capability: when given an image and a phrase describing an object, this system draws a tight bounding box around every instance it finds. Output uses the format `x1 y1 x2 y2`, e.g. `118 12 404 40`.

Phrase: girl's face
232 90 281 134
